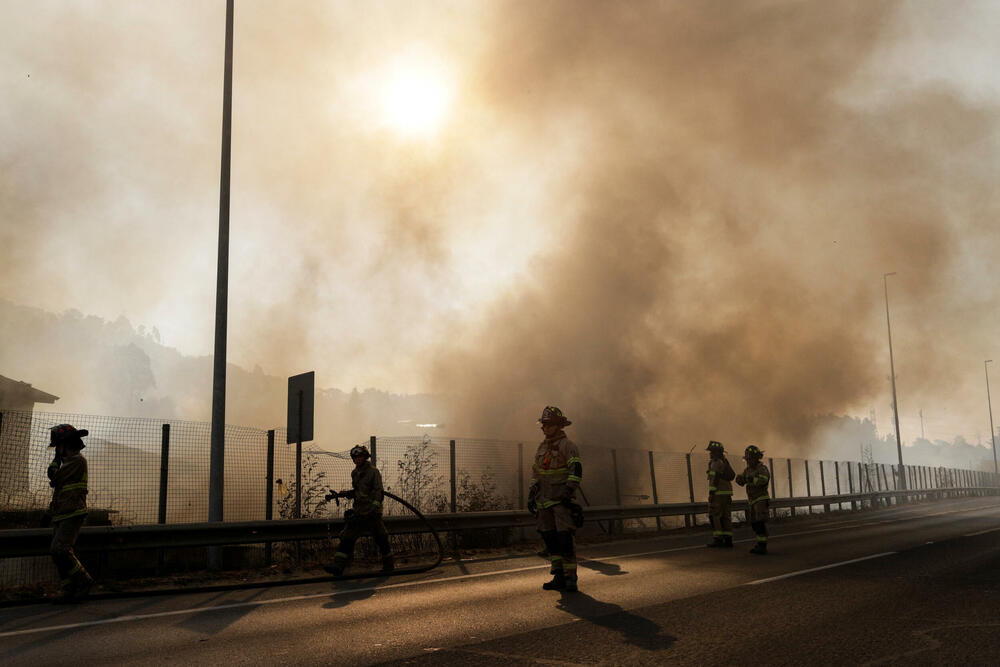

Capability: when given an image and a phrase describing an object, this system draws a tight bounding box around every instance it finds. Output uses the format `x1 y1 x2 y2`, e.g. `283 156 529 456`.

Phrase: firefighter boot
542 571 566 591
723 535 734 548
381 554 395 573
72 573 94 601
749 541 768 555
564 575 578 593
707 536 725 548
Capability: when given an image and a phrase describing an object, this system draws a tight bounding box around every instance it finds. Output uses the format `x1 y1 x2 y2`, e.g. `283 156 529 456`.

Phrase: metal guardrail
1 487 995 559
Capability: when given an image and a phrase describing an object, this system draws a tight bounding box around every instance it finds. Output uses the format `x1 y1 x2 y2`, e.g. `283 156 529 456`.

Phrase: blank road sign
287 371 315 443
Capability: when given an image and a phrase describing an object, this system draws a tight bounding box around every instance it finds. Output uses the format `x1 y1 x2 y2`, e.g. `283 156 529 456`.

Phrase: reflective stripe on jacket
737 462 771 505
48 453 88 522
707 457 735 496
531 433 581 508
350 461 385 515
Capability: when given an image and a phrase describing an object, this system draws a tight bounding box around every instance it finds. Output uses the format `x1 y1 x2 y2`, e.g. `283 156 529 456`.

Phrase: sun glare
377 56 455 139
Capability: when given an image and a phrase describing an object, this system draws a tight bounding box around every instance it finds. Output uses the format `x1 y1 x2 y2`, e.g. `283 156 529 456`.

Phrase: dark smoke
427 0 1000 452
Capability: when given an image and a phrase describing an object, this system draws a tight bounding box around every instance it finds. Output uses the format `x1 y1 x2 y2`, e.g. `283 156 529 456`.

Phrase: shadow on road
578 558 627 576
176 589 269 635
322 576 389 610
556 591 675 651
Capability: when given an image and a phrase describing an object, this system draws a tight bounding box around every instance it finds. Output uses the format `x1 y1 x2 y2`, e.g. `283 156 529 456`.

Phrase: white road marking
744 552 896 585
3 500 999 639
964 526 1000 537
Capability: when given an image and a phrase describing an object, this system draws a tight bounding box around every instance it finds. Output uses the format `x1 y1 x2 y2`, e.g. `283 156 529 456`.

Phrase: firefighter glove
527 497 538 515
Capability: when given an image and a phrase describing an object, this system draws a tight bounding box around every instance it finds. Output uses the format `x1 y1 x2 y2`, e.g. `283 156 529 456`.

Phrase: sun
377 55 455 139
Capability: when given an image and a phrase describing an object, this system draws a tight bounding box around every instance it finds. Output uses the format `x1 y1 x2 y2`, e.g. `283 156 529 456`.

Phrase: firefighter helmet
49 424 88 448
744 445 764 460
349 445 371 460
538 405 572 426
706 440 725 453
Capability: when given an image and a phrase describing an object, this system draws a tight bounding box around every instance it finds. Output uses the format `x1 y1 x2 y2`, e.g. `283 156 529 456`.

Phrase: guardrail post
685 453 694 527
858 461 865 506
847 463 856 511
648 451 661 531
611 449 621 534
370 435 377 467
787 459 795 517
265 429 274 566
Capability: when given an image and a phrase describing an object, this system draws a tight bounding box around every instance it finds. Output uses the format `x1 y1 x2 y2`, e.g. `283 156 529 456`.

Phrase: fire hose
321 489 444 579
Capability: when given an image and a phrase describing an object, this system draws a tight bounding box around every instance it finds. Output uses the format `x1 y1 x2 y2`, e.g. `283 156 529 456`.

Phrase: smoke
3 2 1000 456
426 0 1000 451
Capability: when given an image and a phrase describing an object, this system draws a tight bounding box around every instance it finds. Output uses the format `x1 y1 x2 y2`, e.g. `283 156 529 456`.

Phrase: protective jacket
736 462 771 506
48 453 88 522
346 460 384 516
531 432 582 508
707 457 735 496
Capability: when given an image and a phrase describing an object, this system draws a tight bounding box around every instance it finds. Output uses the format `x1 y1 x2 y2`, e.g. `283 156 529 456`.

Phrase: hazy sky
3 1 1000 449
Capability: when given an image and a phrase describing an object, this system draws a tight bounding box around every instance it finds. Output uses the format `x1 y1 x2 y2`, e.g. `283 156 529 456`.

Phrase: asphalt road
2 496 999 666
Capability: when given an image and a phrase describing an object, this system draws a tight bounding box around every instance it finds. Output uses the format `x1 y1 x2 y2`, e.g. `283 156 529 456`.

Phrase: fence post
787 459 795 517
450 440 457 513
265 429 274 567
157 423 170 574
804 460 812 514
835 462 842 510
648 451 661 531
820 460 829 512
768 457 776 519
685 453 694 528
611 449 621 534
370 435 377 468
847 463 856 511
518 443 524 510
158 424 170 524
858 461 865 507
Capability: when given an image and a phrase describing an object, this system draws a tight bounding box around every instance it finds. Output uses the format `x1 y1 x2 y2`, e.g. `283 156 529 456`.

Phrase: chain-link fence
3 408 999 587
3 410 997 530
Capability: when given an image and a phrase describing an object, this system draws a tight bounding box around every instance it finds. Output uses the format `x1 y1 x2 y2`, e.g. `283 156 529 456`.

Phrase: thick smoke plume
3 2 999 457
428 1 1000 451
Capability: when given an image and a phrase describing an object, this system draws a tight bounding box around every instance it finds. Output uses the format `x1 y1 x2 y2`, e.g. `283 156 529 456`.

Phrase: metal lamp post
986 360 997 474
883 272 905 490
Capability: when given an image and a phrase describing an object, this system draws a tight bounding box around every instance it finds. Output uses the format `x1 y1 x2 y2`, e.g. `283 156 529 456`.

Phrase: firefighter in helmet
44 424 94 603
324 444 394 576
735 445 771 554
706 440 735 548
528 406 582 592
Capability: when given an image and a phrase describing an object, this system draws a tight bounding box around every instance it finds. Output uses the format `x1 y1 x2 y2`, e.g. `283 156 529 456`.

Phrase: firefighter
325 445 394 576
44 424 94 603
735 445 771 554
705 440 735 548
528 405 582 592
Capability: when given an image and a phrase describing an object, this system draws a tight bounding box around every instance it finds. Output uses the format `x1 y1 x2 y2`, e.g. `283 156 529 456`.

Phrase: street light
208 0 235 568
883 272 905 489
985 360 997 474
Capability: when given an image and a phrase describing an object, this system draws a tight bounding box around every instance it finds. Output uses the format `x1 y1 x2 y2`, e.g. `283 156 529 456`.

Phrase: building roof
0 374 59 406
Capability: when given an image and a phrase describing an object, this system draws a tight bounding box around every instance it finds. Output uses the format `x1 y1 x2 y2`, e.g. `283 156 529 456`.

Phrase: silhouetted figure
44 424 94 603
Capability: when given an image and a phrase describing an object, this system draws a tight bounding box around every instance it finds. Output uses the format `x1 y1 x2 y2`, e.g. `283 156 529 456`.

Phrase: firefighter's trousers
50 514 91 590
539 529 577 584
708 493 732 538
333 513 392 567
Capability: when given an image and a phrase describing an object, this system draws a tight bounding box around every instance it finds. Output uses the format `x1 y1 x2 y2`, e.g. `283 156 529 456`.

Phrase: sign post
287 372 315 520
